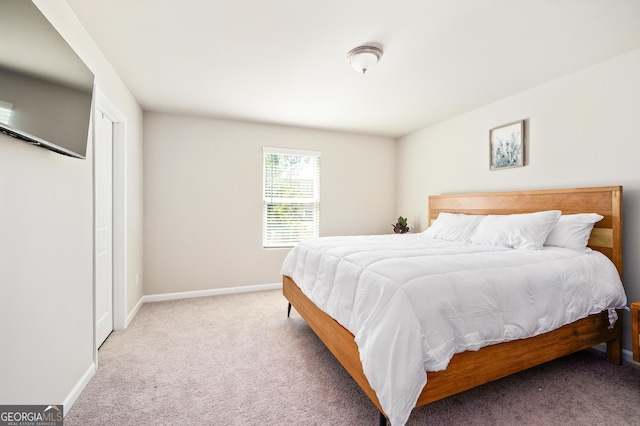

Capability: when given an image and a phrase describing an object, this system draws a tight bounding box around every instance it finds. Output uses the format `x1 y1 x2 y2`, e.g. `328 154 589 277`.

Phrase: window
263 147 320 248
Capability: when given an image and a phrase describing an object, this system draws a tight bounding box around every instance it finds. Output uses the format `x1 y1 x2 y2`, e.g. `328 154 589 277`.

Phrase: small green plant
392 216 410 234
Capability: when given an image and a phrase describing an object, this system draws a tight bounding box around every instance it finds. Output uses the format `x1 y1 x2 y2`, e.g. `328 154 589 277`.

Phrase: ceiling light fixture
346 45 383 74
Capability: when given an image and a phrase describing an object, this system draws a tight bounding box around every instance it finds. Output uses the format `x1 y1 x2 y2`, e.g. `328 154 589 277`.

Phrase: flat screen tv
0 0 95 159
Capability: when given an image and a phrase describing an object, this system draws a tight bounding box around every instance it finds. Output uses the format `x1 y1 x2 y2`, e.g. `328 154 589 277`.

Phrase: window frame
262 147 321 248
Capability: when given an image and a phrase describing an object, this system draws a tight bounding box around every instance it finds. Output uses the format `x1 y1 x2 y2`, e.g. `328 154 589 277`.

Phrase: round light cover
346 45 383 74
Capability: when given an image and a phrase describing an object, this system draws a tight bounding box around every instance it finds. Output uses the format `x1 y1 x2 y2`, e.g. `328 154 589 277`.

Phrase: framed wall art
489 120 524 170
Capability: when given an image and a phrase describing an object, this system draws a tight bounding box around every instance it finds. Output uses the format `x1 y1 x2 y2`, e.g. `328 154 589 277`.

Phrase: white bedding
281 233 627 426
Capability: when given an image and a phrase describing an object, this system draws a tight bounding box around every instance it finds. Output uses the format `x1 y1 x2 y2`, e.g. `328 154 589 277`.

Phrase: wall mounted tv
0 0 95 159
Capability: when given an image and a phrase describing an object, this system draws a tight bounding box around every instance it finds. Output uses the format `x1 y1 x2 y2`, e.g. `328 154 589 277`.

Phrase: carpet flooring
65 289 640 425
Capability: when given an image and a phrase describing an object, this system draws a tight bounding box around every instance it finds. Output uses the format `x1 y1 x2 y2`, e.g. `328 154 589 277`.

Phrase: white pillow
422 212 486 243
470 210 561 250
544 213 604 251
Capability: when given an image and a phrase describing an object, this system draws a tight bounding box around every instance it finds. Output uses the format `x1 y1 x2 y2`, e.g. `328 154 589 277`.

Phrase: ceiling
66 0 640 138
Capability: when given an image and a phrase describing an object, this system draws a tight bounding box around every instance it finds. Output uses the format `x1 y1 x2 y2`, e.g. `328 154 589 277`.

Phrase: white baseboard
142 282 282 303
126 296 144 328
62 363 95 417
623 349 639 366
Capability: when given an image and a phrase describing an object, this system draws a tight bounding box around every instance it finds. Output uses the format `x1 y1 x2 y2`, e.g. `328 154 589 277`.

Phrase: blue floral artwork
490 121 524 170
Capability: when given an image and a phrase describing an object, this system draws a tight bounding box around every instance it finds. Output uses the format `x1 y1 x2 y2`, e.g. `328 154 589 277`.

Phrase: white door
95 111 114 347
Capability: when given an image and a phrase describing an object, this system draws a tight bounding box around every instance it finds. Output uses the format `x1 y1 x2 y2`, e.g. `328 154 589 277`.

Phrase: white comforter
281 233 627 426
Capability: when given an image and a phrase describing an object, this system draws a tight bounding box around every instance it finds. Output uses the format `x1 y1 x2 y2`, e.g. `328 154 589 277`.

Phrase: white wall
0 0 144 408
143 113 396 295
396 48 640 351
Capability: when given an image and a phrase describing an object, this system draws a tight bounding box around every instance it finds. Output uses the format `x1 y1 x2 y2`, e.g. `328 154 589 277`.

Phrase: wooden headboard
428 186 623 279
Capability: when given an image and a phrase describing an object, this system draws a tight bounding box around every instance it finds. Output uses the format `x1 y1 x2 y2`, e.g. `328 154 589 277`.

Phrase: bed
282 186 626 426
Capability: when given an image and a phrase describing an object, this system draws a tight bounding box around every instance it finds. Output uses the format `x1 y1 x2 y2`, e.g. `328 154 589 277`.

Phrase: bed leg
606 312 623 365
287 302 292 318
379 411 387 426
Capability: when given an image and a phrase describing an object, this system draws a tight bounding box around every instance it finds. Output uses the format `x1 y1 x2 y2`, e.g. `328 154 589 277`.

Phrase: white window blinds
263 147 320 248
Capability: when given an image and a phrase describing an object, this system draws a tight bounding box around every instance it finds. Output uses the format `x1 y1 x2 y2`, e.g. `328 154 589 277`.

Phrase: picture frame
489 120 524 170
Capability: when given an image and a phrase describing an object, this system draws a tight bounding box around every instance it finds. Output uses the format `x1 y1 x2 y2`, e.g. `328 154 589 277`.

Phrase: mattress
281 233 627 426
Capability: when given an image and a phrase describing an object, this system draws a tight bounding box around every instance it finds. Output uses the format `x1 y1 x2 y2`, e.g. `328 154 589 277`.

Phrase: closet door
95 111 114 347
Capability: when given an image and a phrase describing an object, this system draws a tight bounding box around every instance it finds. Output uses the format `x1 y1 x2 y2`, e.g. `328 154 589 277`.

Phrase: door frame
93 88 127 365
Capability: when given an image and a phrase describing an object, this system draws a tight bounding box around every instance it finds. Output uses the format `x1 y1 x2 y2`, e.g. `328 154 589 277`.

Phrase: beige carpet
66 289 640 425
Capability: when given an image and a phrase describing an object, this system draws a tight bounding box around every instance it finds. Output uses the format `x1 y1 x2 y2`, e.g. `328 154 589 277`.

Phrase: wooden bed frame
283 186 623 424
